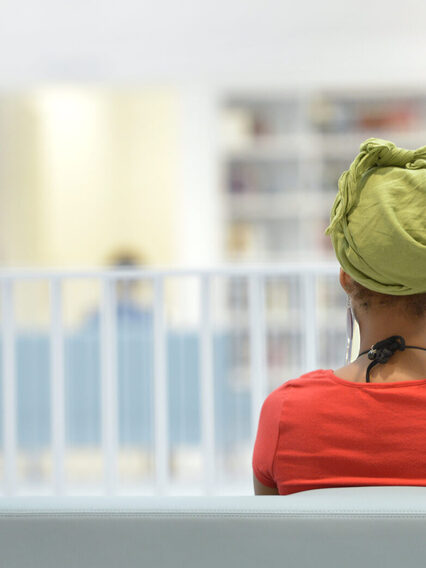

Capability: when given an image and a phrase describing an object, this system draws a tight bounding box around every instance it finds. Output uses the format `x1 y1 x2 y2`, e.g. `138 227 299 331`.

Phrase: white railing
0 262 342 496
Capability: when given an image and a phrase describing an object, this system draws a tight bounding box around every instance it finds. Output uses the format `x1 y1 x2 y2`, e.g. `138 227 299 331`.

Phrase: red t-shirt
252 369 426 495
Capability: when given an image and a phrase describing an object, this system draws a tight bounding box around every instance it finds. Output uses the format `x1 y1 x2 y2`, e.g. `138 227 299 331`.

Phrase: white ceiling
1 0 425 88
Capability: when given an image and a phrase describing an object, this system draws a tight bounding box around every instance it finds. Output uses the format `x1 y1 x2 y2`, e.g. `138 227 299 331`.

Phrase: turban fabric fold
325 138 426 295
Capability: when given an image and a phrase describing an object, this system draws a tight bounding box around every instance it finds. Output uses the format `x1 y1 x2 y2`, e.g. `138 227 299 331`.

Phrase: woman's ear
339 268 352 293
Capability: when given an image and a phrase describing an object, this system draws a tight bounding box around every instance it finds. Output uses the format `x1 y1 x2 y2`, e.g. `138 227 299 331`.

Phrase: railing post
153 275 169 494
200 274 215 495
100 277 119 495
1 280 17 496
49 278 66 495
249 274 267 447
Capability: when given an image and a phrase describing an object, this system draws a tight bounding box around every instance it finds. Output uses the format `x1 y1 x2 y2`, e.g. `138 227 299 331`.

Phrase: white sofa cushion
1 486 426 568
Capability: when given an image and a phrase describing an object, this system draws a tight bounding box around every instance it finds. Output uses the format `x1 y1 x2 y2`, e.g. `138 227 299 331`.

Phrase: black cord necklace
357 335 426 383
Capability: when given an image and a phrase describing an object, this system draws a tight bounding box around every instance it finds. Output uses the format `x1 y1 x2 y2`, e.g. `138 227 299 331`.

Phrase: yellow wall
0 95 43 266
0 87 180 268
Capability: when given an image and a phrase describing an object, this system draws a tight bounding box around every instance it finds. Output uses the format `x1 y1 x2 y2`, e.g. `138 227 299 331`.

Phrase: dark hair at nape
347 279 426 318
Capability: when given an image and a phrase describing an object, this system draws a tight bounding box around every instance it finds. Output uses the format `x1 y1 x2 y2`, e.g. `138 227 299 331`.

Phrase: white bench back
1 486 426 568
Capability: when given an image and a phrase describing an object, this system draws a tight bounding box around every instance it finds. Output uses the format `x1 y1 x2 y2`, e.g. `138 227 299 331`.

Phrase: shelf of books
218 87 426 387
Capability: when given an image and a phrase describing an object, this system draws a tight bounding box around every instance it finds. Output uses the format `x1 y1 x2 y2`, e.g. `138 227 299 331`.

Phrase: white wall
0 0 426 88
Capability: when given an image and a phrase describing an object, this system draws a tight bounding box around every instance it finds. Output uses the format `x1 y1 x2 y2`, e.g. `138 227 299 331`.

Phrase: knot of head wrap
325 138 426 295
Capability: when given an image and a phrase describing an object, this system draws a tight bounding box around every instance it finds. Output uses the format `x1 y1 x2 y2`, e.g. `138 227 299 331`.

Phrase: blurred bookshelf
217 88 426 384
219 88 426 263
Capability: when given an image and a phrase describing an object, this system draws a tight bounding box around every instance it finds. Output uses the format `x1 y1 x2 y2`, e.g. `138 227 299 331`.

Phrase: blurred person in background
253 138 426 495
81 249 153 329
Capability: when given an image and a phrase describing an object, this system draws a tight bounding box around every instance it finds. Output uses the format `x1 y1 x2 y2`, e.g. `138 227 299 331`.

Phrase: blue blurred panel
65 330 101 446
0 326 253 452
214 334 252 451
167 332 200 446
118 325 154 447
16 333 51 450
0 344 2 450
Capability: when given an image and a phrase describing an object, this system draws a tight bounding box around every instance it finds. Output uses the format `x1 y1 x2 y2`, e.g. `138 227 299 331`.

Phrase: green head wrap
325 138 426 295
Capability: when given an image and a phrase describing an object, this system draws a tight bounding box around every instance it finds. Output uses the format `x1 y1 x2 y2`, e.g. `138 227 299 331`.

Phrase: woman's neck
345 310 426 382
356 310 426 354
